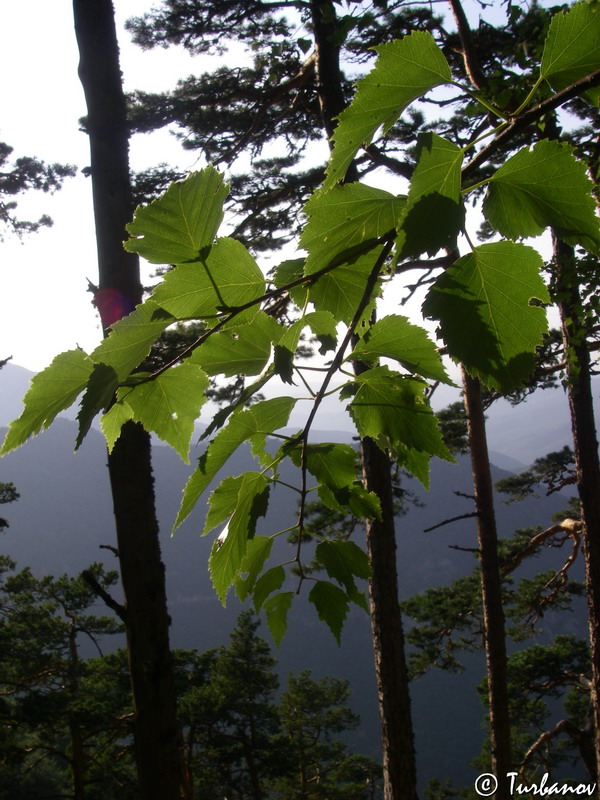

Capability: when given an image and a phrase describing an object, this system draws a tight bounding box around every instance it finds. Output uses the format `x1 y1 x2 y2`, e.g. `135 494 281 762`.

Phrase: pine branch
424 511 478 532
463 69 600 182
448 0 486 91
81 568 127 622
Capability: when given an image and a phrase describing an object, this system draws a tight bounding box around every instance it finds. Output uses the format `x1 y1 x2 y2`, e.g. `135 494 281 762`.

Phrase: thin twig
424 511 478 532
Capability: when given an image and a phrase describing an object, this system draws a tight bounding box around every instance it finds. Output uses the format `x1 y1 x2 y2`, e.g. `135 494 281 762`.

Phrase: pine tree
0 561 122 799
0 140 74 238
277 669 382 799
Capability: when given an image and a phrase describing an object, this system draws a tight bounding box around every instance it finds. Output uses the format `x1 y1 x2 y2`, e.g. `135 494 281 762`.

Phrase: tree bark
462 368 512 798
310 2 418 797
361 438 419 800
68 620 86 800
554 237 600 779
72 3 182 798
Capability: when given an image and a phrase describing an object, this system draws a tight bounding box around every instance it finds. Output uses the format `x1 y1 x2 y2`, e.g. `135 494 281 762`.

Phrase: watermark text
474 772 597 797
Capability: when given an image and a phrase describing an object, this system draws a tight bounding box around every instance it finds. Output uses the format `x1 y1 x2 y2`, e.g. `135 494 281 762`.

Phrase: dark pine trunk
554 237 600 779
310 2 418 797
462 368 512 798
72 2 182 797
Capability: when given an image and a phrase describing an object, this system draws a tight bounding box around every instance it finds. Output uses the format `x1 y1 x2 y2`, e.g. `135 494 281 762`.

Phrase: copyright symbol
475 773 498 796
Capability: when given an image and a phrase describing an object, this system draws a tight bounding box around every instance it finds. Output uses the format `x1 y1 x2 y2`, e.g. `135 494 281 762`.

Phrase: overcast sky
0 1 217 371
0 0 553 376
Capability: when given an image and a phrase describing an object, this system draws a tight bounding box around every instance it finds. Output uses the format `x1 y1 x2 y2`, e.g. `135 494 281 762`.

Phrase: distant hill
0 382 585 789
3 360 597 465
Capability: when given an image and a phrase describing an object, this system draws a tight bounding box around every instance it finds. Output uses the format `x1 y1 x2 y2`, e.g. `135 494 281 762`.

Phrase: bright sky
0 0 554 375
0 1 215 371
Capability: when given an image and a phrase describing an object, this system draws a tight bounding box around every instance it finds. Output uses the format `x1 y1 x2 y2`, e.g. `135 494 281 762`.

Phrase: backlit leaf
278 311 338 355
263 591 294 645
396 133 464 258
101 400 135 452
76 363 120 448
541 1 600 103
423 242 550 392
289 442 358 491
307 250 385 324
189 310 275 376
174 397 295 530
118 363 209 461
317 483 382 520
301 184 404 274
325 32 452 188
91 300 174 382
1 350 93 455
349 314 451 383
151 237 265 320
483 140 600 253
234 536 273 601
253 566 286 611
299 185 404 323
208 472 270 604
125 166 228 264
341 366 452 462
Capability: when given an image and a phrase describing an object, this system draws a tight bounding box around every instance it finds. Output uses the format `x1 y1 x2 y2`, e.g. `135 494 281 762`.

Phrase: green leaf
483 140 600 253
541 1 600 103
100 400 135 452
315 540 371 593
299 184 404 323
422 242 550 392
272 257 308 307
395 447 433 489
305 311 339 354
151 237 265 319
117 363 209 462
204 472 252 535
278 311 338 355
125 166 228 264
289 442 358 491
253 565 286 610
273 345 294 384
189 311 274 376
396 133 464 258
200 367 276 441
174 397 296 530
91 300 174 382
1 350 93 455
317 483 382 520
263 591 294 645
302 184 404 274
325 32 452 188
308 250 385 324
76 363 120 449
341 366 452 462
349 314 452 383
234 536 273 601
208 472 270 605
347 585 370 614
309 581 349 644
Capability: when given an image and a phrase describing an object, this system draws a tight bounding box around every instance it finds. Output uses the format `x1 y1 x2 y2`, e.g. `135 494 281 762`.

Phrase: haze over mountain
0 360 593 789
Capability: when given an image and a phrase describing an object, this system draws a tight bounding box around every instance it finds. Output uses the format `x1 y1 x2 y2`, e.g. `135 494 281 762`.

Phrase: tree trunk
462 368 512 798
72 3 182 798
361 438 419 800
310 2 418 797
68 620 86 800
554 236 600 779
